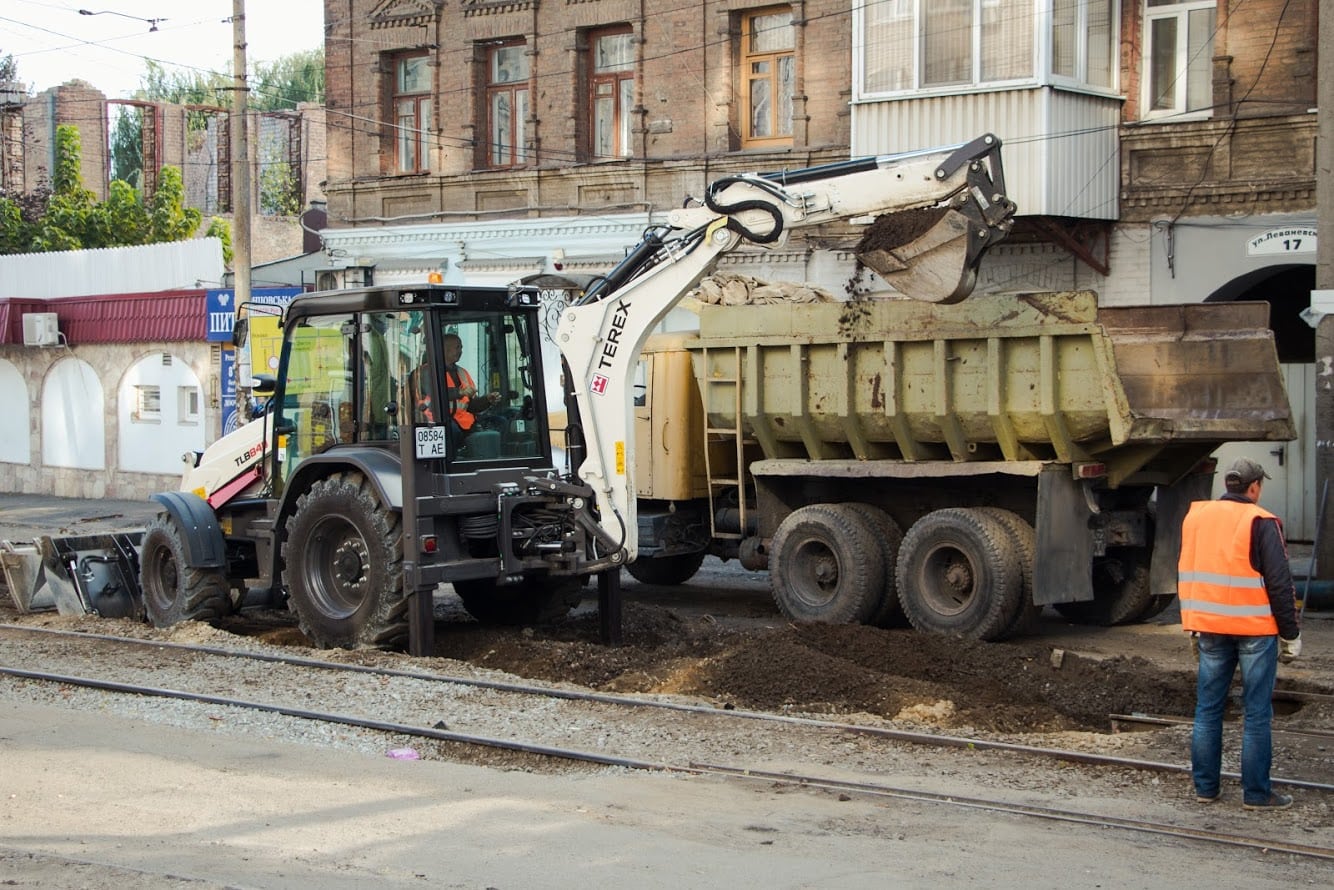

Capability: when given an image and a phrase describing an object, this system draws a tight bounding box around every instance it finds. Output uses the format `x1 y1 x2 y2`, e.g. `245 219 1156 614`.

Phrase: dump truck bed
688 291 1293 485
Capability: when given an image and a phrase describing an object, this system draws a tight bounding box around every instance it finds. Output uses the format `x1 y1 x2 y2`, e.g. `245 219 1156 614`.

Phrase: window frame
1141 0 1216 121
739 6 796 149
485 40 531 170
855 1 1121 100
587 25 636 160
391 52 432 174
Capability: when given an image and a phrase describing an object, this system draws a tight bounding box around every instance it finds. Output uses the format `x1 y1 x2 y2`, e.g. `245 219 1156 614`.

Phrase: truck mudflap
2 532 144 618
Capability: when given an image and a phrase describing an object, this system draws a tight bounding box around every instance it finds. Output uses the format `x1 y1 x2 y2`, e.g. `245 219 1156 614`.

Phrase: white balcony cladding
851 88 1121 220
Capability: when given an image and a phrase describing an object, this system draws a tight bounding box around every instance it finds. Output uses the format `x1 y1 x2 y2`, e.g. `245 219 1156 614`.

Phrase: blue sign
220 347 238 435
205 287 304 343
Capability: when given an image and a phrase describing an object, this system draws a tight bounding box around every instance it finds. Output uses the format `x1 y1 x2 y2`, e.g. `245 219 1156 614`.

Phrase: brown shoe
1242 793 1293 810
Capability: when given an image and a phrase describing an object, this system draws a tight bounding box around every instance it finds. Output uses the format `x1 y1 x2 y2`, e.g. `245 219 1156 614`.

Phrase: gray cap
1225 457 1271 486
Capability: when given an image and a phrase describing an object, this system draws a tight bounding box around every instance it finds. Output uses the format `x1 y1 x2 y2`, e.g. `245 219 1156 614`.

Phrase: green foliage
109 107 145 188
148 166 202 242
250 48 325 111
0 48 17 85
0 127 201 255
206 216 234 265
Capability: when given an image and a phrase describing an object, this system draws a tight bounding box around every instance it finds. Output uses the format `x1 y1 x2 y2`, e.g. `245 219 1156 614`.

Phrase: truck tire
140 516 232 628
1052 549 1153 627
977 507 1041 638
624 550 707 586
895 508 1021 641
769 504 884 624
842 502 907 627
453 576 584 625
283 472 408 650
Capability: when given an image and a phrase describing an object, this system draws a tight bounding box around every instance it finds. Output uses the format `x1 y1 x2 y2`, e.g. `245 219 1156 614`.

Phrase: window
741 7 794 147
589 27 635 159
487 41 530 168
1144 0 1215 118
859 0 1037 95
133 385 161 422
1051 1 1116 88
177 386 200 424
276 314 355 480
392 54 432 174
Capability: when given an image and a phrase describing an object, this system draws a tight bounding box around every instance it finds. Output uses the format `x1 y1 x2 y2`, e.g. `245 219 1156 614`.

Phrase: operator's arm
1250 517 1301 639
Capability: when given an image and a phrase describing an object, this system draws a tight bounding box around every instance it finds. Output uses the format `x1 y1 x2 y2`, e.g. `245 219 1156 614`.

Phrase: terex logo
233 440 267 468
596 299 630 371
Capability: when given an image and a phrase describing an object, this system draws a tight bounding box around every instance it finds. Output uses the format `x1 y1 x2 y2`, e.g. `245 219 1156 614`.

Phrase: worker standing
1178 457 1302 809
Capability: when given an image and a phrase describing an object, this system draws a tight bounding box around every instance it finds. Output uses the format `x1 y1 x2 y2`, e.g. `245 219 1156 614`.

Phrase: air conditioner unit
22 313 60 347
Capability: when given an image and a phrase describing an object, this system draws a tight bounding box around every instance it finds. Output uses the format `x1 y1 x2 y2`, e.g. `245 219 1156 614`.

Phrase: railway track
2 622 1333 862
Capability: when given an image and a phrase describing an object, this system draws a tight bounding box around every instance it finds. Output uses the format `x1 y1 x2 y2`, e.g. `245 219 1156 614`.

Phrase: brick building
321 0 1319 534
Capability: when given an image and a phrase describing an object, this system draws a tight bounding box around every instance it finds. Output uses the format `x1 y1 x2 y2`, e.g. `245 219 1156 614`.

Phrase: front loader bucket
1 533 143 618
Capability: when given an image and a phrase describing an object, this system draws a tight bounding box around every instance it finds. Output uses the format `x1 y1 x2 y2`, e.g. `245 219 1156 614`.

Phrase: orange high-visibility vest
414 366 476 430
1178 499 1280 635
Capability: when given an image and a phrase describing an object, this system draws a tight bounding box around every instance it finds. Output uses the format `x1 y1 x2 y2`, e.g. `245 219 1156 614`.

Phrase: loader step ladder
701 345 752 541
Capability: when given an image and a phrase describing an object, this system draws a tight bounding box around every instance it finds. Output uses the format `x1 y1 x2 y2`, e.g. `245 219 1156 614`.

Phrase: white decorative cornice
369 0 443 30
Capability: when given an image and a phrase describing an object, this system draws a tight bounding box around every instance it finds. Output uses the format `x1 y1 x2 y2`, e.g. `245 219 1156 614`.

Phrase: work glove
1279 635 1301 663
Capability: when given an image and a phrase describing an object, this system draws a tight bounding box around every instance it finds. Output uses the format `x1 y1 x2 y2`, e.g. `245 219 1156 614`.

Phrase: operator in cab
413 332 501 441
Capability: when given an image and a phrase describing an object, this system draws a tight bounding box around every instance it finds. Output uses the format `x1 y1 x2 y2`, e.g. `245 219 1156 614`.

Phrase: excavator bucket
2 533 143 618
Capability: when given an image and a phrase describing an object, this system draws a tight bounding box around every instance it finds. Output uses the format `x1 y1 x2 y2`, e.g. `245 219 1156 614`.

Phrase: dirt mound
435 603 1199 733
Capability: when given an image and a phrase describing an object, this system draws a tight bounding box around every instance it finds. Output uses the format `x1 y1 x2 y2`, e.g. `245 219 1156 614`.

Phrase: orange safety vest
1178 499 1280 635
414 366 476 430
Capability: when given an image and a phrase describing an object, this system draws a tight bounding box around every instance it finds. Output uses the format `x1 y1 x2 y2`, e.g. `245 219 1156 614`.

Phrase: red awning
0 290 206 345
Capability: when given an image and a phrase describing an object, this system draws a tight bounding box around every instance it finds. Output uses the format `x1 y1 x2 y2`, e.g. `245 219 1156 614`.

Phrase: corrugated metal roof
0 291 206 345
0 238 225 299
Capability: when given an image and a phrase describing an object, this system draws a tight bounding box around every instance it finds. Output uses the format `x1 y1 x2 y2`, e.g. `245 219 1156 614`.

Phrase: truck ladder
701 345 752 541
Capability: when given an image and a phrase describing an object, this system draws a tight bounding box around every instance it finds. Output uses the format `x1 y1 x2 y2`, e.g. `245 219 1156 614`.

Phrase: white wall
0 359 31 464
41 358 105 470
117 353 206 474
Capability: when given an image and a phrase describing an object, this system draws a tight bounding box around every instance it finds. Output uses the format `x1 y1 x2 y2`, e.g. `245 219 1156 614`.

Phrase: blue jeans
1191 633 1278 803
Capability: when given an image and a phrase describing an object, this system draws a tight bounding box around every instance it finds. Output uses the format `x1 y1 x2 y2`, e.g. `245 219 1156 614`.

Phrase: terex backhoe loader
2 135 1016 653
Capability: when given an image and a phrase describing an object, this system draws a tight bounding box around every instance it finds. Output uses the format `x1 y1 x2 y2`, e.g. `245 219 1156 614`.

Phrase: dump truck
2 135 1020 652
625 289 1296 639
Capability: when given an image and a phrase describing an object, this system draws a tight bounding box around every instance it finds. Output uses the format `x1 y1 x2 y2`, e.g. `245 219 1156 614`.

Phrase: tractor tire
624 550 707 586
895 508 1021 641
977 507 1041 638
842 502 907 628
140 515 232 628
453 576 585 625
283 471 408 650
769 503 884 625
1053 548 1154 627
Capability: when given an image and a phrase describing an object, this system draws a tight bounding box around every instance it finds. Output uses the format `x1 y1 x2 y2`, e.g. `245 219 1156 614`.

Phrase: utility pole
1315 5 1333 578
230 0 253 417
231 0 251 318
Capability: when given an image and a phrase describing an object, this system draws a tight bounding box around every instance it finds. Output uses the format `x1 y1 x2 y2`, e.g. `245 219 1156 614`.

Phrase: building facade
322 0 1320 534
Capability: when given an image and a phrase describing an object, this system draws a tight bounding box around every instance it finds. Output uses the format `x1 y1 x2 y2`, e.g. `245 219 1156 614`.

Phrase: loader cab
264 285 552 491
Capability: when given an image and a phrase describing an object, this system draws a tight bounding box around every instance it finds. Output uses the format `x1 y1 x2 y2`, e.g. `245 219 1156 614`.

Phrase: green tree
32 125 99 250
109 106 145 188
206 216 234 265
250 48 324 111
148 166 202 243
0 48 18 85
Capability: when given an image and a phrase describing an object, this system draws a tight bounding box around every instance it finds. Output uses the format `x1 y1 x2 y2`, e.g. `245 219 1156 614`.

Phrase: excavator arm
555 134 1017 564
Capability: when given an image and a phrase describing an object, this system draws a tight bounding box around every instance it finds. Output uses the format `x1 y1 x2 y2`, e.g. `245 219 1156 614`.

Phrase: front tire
895 508 1020 641
769 504 884 624
624 550 707 586
140 515 231 628
283 472 408 650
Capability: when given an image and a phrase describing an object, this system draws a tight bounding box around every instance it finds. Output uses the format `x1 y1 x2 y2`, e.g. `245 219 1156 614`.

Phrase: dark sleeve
1250 517 1301 639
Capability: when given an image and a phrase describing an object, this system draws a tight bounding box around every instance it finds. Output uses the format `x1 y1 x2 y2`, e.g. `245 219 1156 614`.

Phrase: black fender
280 448 404 516
149 491 226 569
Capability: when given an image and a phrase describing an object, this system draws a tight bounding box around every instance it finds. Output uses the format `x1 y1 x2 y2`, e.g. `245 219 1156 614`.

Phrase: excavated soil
425 601 1201 735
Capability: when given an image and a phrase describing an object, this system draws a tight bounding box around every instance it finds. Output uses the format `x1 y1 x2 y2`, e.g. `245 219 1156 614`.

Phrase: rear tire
624 550 707 586
895 508 1021 641
769 504 884 624
283 472 408 650
978 507 1040 638
1052 548 1153 627
842 502 907 627
454 576 584 625
140 515 231 628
